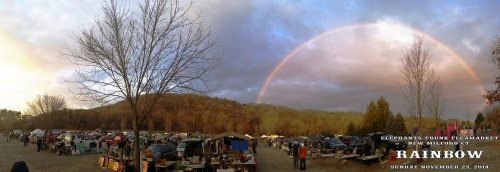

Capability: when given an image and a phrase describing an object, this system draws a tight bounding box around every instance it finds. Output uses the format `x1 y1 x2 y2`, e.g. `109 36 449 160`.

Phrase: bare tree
66 0 219 170
25 94 66 116
400 36 435 139
484 36 500 104
427 76 446 130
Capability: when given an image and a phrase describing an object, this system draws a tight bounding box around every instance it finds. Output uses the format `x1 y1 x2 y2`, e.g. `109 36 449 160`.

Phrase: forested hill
19 93 365 137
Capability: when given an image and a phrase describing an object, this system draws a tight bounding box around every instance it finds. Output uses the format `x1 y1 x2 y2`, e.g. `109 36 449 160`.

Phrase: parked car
180 138 207 169
147 144 177 161
46 134 58 142
325 138 346 151
177 142 187 157
63 133 81 147
367 132 389 151
339 136 359 145
297 138 308 145
382 135 407 151
348 137 373 155
105 133 119 145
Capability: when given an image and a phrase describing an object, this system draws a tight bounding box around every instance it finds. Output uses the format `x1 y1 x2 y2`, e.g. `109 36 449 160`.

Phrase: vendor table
320 154 339 166
357 155 382 165
98 154 134 172
335 154 360 159
310 151 320 159
210 157 256 172
154 160 176 172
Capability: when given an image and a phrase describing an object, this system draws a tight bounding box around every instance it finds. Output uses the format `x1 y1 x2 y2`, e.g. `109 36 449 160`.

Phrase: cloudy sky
1 0 499 120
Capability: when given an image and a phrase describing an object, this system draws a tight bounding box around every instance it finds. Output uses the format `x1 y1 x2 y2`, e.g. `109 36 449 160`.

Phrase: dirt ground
255 145 380 172
256 130 500 172
0 136 106 172
1 133 499 172
255 140 500 172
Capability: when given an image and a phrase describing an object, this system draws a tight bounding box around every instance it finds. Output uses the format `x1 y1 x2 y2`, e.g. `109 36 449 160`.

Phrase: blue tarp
230 140 249 151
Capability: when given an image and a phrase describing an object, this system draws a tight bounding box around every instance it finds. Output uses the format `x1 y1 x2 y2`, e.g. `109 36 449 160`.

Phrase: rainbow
256 23 486 104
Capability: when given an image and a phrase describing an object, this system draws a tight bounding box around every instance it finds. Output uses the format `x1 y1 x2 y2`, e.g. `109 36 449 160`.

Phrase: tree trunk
134 115 140 172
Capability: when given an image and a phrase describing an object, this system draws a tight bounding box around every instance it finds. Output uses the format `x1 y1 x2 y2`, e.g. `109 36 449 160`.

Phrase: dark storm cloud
4 0 497 119
187 0 500 120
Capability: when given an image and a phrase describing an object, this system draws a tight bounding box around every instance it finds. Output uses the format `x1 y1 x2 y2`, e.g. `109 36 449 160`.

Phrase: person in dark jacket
23 135 29 147
288 141 293 156
124 141 131 160
252 140 257 154
292 143 299 170
36 138 42 153
11 161 29 172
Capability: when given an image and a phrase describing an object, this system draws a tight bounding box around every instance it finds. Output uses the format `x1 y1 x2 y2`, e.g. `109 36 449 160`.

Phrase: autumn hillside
10 93 442 137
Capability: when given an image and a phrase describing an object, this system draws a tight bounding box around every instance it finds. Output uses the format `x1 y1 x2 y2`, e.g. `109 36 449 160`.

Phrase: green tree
385 113 395 133
475 112 485 127
375 97 391 131
394 113 407 136
362 100 377 131
362 96 392 133
346 121 355 135
0 109 22 130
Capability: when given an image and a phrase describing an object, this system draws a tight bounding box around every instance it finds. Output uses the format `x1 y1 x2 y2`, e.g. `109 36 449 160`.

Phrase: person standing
36 138 42 153
124 141 131 160
252 140 257 154
292 143 299 170
24 134 29 147
299 144 307 170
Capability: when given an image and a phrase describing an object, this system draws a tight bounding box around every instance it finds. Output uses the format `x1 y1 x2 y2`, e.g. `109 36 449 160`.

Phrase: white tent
261 135 267 138
245 134 253 139
31 129 44 134
31 129 45 137
89 131 103 136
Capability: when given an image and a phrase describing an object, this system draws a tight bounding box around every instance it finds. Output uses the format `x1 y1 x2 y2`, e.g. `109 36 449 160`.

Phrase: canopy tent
31 129 45 135
31 129 45 137
245 134 253 139
89 131 103 136
207 130 251 142
261 135 267 138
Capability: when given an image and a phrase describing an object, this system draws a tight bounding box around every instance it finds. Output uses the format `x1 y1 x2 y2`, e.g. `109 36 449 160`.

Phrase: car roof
181 138 203 142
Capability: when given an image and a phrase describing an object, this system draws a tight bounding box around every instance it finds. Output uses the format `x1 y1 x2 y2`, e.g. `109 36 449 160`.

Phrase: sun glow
0 30 48 111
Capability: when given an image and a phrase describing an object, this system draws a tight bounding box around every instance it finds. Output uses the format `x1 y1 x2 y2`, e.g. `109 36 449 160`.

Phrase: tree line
4 93 421 137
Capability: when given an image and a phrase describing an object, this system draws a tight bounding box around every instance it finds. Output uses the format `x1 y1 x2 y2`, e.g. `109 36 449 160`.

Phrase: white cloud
462 39 481 53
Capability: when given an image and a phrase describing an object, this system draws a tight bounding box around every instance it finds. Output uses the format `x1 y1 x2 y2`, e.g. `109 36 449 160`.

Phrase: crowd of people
3 131 47 152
